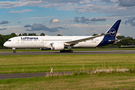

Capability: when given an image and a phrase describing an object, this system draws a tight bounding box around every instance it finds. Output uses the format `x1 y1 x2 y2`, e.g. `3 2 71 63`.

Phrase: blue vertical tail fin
105 20 121 38
98 20 121 46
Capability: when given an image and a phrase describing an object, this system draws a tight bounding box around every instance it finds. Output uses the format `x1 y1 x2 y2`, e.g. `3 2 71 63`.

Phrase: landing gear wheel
70 50 73 53
13 50 16 53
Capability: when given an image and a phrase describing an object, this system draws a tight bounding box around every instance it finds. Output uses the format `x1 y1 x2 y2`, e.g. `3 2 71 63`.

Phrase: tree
126 37 134 45
22 33 27 36
101 33 104 35
92 34 98 36
117 36 125 39
93 33 104 36
28 33 37 36
0 35 4 47
40 33 45 36
11 33 17 37
19 34 22 36
57 34 62 36
116 36 134 47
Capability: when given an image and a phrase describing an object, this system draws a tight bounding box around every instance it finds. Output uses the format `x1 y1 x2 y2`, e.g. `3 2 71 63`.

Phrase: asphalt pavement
0 50 135 55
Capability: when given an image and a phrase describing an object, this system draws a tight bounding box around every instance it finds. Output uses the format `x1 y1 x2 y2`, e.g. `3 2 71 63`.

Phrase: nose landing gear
12 48 16 53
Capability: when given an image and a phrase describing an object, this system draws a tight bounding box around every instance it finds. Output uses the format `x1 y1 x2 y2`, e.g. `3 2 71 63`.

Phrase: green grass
0 54 135 74
1 54 135 89
0 72 135 90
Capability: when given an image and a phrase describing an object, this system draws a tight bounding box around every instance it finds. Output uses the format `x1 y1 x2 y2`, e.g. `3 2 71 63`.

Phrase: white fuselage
4 36 104 49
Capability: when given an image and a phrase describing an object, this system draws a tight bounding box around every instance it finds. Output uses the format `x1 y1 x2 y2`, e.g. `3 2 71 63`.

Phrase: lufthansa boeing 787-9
4 20 121 53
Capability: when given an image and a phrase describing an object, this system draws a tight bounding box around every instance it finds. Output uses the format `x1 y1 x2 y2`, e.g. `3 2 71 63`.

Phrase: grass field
0 72 135 90
1 53 135 89
0 54 135 74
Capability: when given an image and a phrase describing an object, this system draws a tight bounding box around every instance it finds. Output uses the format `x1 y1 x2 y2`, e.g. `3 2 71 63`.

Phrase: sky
0 0 135 37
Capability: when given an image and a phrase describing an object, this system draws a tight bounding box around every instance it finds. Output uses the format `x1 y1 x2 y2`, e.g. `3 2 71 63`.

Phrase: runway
0 50 135 55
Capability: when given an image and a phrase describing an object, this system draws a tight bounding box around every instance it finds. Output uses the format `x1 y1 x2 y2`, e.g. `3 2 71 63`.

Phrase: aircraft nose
3 42 10 47
3 42 7 47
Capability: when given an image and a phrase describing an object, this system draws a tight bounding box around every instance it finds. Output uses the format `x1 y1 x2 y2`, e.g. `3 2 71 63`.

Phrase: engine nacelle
51 42 64 50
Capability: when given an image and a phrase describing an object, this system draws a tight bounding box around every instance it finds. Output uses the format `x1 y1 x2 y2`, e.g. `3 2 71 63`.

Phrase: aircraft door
15 38 20 44
11 38 21 47
40 38 45 44
11 38 20 44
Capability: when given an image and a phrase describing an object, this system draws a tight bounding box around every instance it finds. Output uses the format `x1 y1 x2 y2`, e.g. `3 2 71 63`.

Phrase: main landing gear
60 50 73 53
60 46 73 53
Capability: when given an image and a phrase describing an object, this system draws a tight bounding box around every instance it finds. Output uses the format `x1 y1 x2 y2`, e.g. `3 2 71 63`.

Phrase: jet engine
50 42 65 50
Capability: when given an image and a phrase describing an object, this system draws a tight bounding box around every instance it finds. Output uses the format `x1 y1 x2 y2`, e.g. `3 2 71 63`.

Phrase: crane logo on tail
109 28 116 37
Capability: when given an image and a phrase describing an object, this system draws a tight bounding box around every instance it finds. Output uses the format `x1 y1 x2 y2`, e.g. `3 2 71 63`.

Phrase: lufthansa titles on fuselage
21 37 38 41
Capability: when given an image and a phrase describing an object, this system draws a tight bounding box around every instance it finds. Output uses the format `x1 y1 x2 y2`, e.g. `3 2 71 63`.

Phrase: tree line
104 36 135 48
0 33 135 48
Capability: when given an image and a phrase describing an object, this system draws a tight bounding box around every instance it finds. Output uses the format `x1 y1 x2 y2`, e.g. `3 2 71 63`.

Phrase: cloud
9 9 36 13
119 0 135 7
22 16 52 20
24 0 90 4
124 17 135 26
50 19 60 23
24 23 64 32
73 17 106 23
0 21 9 24
0 0 90 9
0 28 7 30
0 0 131 18
24 24 32 27
93 0 119 4
91 18 106 21
0 0 134 23
73 17 91 23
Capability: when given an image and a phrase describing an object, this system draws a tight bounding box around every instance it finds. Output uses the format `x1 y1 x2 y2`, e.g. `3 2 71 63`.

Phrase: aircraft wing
65 33 111 45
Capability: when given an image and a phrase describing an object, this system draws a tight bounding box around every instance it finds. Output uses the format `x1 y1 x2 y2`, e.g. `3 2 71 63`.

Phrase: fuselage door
41 38 45 44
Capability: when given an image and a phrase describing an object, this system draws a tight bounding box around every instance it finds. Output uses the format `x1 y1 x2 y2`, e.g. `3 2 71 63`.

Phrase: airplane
4 20 121 53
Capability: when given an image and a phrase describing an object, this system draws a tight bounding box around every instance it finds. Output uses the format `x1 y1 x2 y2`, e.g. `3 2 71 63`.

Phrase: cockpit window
8 40 11 41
